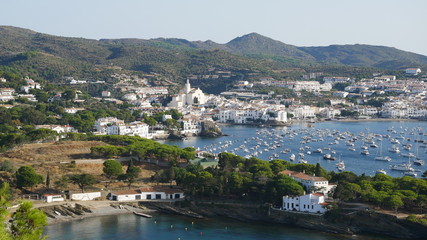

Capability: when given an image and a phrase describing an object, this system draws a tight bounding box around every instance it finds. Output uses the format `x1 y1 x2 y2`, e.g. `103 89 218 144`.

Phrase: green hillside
0 26 425 94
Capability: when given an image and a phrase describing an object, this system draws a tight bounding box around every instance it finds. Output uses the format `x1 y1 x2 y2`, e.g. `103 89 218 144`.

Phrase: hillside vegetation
0 26 426 93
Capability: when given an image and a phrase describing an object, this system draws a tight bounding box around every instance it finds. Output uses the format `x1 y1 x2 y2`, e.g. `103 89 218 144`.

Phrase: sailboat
375 139 391 162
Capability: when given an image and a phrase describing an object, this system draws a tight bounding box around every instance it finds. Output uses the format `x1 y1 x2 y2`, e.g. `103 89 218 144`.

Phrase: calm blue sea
45 213 392 240
159 121 427 178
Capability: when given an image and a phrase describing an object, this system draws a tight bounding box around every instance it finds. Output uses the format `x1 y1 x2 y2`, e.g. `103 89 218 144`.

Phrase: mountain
144 32 427 69
0 26 426 94
299 44 427 69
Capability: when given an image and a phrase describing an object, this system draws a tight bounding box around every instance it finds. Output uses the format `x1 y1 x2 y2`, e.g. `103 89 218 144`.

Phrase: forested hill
149 32 427 69
0 26 426 93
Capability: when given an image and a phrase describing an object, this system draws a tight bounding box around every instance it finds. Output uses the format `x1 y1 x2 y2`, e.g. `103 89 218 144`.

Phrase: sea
44 212 393 240
159 120 427 178
45 121 423 239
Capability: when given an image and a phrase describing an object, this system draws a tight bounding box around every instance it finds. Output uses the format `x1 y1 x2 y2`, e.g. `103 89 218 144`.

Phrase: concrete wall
71 192 101 201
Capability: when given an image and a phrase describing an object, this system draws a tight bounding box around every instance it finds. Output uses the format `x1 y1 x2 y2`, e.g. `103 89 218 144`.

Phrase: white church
168 79 206 108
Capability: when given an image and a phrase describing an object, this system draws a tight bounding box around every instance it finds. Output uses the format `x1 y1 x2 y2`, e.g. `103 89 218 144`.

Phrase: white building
282 193 328 214
217 108 287 124
109 187 185 201
289 106 317 119
107 121 149 138
405 68 421 75
42 194 64 203
280 170 335 195
20 77 41 93
101 91 111 97
35 125 77 133
168 79 206 107
64 107 85 114
180 115 202 135
0 88 15 102
94 117 124 134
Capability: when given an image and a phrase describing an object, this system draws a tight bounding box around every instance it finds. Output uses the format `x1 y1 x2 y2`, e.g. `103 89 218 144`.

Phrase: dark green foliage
332 172 427 212
15 166 43 189
102 159 123 187
69 174 96 192
118 161 141 188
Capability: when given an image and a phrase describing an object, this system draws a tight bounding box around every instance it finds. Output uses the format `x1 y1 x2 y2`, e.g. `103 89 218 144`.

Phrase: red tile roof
279 170 328 182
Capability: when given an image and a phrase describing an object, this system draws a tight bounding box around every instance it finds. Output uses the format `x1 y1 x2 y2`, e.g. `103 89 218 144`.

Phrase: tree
0 183 47 240
15 166 43 189
385 195 404 212
10 201 47 240
102 160 123 188
46 171 50 189
62 89 76 101
69 174 96 192
119 161 141 188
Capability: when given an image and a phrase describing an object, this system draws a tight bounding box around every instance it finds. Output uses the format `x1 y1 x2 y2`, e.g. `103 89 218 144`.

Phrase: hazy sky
1 0 426 55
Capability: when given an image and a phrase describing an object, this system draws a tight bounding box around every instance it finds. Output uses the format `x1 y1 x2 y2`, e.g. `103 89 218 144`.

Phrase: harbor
159 120 427 178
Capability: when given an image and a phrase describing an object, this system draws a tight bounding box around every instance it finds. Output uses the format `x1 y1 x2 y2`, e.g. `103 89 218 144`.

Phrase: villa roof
279 170 328 182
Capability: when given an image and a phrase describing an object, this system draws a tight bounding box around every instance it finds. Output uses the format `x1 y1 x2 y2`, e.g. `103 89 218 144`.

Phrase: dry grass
0 141 162 191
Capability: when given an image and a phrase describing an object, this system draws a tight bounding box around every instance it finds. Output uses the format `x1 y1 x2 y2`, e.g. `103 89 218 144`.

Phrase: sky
1 0 426 55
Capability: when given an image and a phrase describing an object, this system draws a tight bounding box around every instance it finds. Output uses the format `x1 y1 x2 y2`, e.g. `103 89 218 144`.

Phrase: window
155 194 161 199
136 195 141 200
174 193 181 199
146 194 152 199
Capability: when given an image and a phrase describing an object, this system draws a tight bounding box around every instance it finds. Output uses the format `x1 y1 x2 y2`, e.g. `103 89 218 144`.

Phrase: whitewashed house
0 88 15 102
405 68 421 75
280 170 335 195
94 117 124 134
109 187 185 201
282 193 328 214
35 125 77 133
42 194 64 203
180 115 202 135
107 121 149 138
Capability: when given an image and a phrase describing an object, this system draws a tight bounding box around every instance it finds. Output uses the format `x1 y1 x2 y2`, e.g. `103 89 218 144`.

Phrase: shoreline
43 201 155 225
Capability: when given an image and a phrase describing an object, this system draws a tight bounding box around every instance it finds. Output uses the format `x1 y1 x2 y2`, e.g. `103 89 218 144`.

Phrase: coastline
41 201 154 225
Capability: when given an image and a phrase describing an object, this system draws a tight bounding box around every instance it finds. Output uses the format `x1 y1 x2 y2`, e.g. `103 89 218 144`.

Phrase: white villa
107 121 149 138
282 193 328 214
109 187 185 201
35 125 77 134
168 79 206 107
180 115 202 135
280 170 336 195
217 108 287 124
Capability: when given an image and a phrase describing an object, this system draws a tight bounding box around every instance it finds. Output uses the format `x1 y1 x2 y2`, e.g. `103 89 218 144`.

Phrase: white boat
404 171 417 177
289 154 295 161
390 163 414 171
323 154 336 160
413 159 425 166
336 161 345 171
375 156 392 162
313 148 323 153
388 145 400 153
376 169 387 175
348 147 356 151
299 159 308 164
401 153 416 158
361 149 370 155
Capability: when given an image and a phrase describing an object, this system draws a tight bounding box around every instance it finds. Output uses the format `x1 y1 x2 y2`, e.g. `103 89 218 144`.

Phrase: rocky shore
40 200 427 239
139 201 427 239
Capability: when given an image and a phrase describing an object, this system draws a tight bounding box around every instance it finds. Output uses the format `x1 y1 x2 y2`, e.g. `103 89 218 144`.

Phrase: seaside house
279 170 336 196
109 187 185 201
42 194 65 203
282 193 328 214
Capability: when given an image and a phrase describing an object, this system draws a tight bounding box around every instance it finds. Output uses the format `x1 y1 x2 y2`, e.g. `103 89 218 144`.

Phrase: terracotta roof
312 193 324 197
279 170 328 182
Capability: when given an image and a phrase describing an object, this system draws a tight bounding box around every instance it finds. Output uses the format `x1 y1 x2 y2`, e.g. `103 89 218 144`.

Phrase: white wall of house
282 194 327 213
71 192 101 201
